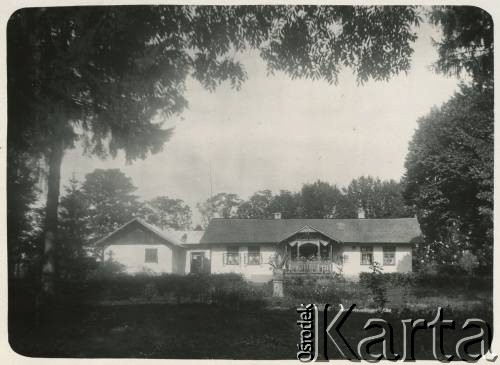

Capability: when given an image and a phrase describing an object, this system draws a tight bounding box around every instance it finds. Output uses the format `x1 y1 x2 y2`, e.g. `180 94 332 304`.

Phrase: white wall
172 247 187 274
104 239 412 279
210 244 275 282
340 244 412 278
395 245 412 273
208 243 412 281
104 244 173 274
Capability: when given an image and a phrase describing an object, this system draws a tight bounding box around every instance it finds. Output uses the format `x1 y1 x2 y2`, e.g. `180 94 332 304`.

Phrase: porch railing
286 259 335 273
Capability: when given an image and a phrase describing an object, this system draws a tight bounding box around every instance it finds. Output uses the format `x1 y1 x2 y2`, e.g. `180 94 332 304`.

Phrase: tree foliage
59 177 90 258
299 180 345 218
235 189 303 219
7 151 43 277
58 177 95 279
430 6 493 86
257 6 421 84
267 190 302 219
236 190 274 218
141 196 192 230
8 5 422 161
197 193 242 227
81 169 140 243
407 7 494 271
404 84 493 268
343 176 413 218
227 177 411 220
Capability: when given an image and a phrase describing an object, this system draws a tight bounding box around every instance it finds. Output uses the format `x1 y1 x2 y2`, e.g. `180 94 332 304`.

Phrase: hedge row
56 272 270 307
359 271 493 292
283 276 365 305
283 270 492 310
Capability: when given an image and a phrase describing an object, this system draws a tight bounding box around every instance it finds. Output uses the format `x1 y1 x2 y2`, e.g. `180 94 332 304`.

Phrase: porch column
284 243 291 269
289 241 297 260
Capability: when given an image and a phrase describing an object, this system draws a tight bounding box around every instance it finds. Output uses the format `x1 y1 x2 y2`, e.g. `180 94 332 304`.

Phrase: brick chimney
273 212 282 220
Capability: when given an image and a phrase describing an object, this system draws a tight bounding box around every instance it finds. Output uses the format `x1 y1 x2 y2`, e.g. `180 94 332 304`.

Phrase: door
190 252 205 274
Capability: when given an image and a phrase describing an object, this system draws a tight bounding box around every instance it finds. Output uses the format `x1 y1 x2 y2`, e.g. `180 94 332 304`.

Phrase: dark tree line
403 6 493 271
197 177 413 224
404 85 493 270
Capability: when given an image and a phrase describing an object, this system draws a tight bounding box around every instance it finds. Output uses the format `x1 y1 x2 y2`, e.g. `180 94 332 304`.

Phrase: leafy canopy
8 5 421 163
236 190 274 219
299 180 345 218
236 189 302 219
404 84 493 266
343 176 413 219
430 6 493 86
208 178 411 220
141 196 192 230
81 169 140 241
197 192 242 227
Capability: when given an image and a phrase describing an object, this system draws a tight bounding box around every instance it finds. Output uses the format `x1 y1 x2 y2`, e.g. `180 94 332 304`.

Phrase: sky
61 20 461 225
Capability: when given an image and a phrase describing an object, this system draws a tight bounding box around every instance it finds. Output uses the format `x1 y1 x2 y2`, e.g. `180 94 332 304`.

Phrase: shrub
60 272 267 307
283 275 341 305
358 270 417 309
413 267 492 297
458 251 480 275
85 260 127 280
359 262 387 311
143 282 159 300
210 273 255 307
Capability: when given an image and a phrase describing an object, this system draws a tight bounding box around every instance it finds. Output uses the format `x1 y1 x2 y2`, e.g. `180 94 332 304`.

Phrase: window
224 246 240 265
145 248 158 263
360 247 373 265
383 247 396 266
246 246 261 265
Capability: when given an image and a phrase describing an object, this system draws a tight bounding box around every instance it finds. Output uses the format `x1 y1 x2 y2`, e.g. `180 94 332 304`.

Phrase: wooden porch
277 225 344 274
285 259 337 274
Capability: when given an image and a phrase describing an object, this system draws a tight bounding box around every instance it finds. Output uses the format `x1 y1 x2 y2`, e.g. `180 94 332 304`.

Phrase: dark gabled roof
200 218 421 244
95 218 183 247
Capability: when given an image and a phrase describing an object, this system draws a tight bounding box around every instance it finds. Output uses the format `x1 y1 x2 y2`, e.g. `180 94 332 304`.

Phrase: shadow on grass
9 300 493 359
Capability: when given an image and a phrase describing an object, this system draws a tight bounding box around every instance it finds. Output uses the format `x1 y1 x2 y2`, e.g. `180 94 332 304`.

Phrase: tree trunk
40 137 64 298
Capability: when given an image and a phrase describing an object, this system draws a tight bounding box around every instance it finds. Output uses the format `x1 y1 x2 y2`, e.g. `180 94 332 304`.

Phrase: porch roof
200 218 421 245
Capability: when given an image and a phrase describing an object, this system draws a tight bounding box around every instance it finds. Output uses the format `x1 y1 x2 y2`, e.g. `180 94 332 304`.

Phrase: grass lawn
10 303 300 359
9 300 492 359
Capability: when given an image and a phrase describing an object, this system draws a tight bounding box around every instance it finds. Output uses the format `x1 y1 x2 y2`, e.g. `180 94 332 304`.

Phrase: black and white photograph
5 2 496 361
